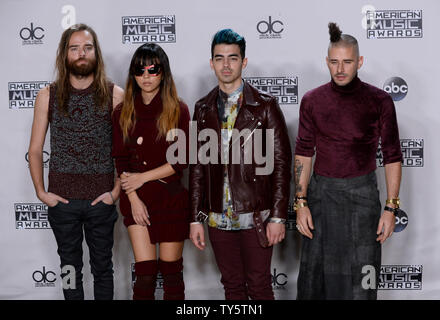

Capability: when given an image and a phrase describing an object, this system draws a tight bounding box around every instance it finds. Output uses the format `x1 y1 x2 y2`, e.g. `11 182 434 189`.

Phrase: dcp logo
394 209 408 233
25 151 50 163
383 77 408 101
33 266 56 287
257 16 284 39
25 151 50 168
20 23 45 41
272 268 288 288
257 16 284 34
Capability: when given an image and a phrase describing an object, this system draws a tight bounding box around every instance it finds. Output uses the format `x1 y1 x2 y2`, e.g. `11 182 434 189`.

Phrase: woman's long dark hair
119 43 180 142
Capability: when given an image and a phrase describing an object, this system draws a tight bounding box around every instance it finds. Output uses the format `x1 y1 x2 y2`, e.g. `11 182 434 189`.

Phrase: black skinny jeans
48 199 118 300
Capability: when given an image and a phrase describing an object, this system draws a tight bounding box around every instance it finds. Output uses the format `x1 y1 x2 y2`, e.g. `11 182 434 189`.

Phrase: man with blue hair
189 29 292 300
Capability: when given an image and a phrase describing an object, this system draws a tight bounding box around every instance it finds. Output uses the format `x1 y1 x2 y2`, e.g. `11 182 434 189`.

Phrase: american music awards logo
366 10 422 39
286 201 296 232
244 76 298 105
8 81 50 109
122 15 176 44
131 263 163 290
376 139 423 167
15 203 50 230
379 265 422 290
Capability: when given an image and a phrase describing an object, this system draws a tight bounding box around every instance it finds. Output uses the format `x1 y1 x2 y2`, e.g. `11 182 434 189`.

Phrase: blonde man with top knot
294 22 402 300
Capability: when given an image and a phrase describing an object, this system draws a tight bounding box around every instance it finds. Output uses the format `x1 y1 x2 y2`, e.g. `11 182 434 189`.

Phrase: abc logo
20 23 45 41
394 208 408 233
383 77 408 101
257 16 284 34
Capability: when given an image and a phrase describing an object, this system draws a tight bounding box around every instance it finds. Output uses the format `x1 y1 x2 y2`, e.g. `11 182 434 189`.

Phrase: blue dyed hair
211 29 246 59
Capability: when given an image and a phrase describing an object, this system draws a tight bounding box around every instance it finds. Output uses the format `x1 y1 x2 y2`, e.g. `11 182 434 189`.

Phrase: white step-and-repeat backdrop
1 0 438 299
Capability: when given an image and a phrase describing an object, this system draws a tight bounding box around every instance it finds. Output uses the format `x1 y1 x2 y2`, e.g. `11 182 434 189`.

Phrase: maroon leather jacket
189 82 292 222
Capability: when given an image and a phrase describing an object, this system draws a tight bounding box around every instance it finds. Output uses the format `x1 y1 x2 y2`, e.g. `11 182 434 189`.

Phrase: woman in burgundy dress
112 43 190 300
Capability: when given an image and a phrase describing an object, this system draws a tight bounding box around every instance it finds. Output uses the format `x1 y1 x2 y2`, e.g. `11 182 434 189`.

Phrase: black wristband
295 195 308 202
384 206 399 216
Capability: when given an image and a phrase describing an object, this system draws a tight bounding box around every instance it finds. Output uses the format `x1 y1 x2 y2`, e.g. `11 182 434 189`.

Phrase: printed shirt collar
219 80 244 103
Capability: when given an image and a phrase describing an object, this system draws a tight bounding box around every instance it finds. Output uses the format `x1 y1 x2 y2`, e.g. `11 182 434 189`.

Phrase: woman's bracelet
108 191 115 204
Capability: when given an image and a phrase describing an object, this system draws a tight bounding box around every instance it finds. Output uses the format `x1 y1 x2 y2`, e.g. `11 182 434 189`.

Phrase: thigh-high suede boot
133 260 157 300
159 257 184 300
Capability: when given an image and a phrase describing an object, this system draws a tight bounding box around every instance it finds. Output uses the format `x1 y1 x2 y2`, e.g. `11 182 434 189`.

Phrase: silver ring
296 224 301 230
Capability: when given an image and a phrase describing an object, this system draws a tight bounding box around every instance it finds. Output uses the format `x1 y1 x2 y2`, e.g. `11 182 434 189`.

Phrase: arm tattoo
295 159 304 192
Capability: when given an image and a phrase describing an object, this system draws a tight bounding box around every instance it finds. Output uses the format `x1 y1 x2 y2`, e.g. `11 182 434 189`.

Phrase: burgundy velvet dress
112 92 190 243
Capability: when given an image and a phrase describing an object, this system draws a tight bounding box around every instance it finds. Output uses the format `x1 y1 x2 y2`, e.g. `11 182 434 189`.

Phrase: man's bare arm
28 87 50 197
294 155 313 196
294 155 314 239
28 86 68 206
385 161 402 202
376 161 402 244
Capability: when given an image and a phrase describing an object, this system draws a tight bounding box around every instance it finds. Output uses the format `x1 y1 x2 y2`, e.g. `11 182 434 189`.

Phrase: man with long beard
28 24 124 300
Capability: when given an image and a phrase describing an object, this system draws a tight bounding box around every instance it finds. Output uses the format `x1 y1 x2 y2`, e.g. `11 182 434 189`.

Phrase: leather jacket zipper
227 118 262 212
241 120 262 148
200 105 216 212
229 118 262 150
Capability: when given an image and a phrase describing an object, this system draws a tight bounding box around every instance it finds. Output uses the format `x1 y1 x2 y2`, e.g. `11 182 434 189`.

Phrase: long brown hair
55 23 109 115
119 43 181 142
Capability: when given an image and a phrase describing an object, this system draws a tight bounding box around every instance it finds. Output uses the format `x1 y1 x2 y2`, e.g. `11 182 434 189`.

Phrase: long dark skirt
297 171 382 300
